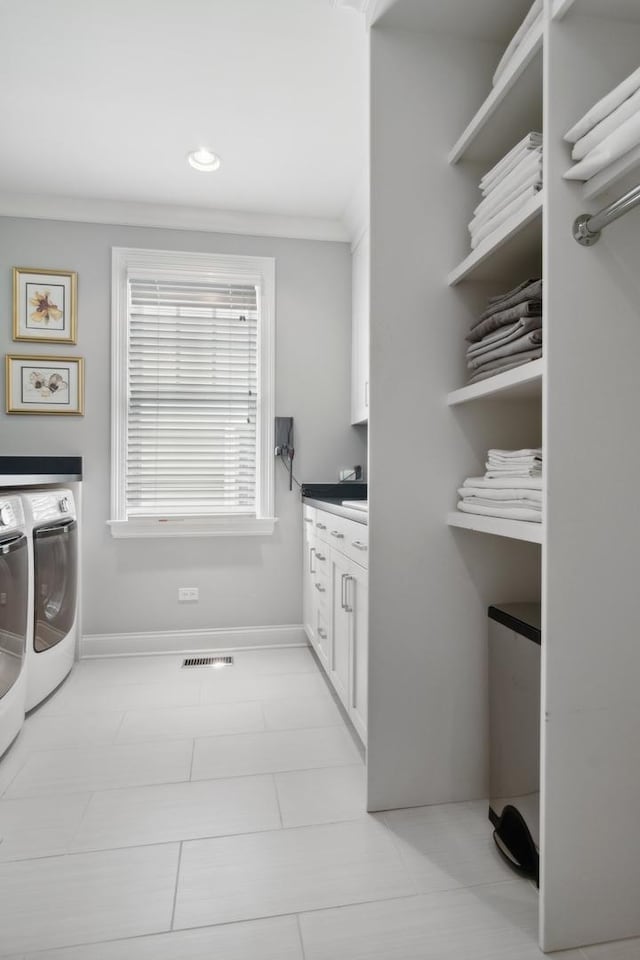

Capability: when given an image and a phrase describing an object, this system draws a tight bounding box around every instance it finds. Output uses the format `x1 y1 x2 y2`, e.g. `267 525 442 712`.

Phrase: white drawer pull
331 530 344 539
352 540 367 551
315 552 326 561
318 628 327 640
316 522 327 530
304 517 313 524
314 582 326 593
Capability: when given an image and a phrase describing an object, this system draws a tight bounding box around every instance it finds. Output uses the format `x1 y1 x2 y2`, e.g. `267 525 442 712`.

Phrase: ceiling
0 0 367 234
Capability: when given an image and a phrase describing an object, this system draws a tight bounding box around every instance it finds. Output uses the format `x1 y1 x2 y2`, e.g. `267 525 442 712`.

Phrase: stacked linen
465 278 542 384
564 66 640 184
492 0 543 87
458 449 543 523
469 133 543 250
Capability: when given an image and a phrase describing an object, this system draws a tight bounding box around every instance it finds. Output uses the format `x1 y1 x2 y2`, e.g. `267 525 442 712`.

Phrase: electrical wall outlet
178 587 199 603
339 466 363 482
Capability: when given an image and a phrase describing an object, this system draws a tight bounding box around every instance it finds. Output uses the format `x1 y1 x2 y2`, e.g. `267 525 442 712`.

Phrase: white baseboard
80 624 307 659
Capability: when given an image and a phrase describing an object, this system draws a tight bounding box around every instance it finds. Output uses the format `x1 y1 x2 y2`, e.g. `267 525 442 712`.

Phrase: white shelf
552 0 578 20
582 143 640 201
447 193 543 286
447 358 543 405
449 20 543 165
447 511 544 544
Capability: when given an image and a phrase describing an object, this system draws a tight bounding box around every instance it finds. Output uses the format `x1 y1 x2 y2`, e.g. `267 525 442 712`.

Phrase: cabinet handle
309 546 316 574
340 573 347 610
351 540 367 551
365 380 369 408
343 575 353 613
318 628 327 640
304 517 313 524
314 582 326 593
315 552 326 561
331 530 344 539
316 522 327 530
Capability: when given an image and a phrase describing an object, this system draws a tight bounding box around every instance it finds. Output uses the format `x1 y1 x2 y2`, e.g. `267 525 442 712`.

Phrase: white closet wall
367 0 640 951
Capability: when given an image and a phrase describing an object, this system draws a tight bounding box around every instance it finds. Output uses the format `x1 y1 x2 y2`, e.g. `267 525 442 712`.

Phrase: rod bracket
573 214 601 246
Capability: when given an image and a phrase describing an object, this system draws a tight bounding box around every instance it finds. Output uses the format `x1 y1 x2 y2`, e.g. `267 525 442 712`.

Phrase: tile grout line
272 772 284 829
169 840 184 931
188 739 196 781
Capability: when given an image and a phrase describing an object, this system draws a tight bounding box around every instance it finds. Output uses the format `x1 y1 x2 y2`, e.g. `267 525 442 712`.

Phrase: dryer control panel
27 489 76 525
0 497 25 532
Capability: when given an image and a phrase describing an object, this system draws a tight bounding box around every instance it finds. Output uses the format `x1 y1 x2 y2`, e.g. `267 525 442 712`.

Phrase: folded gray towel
467 348 542 383
468 329 543 370
467 315 542 359
485 277 541 307
469 279 543 332
467 301 542 343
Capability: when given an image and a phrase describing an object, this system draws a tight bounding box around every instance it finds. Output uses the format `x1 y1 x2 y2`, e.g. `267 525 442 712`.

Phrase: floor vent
182 656 234 668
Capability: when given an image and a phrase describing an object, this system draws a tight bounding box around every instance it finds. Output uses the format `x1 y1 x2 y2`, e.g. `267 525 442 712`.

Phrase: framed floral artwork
5 355 84 415
12 267 77 344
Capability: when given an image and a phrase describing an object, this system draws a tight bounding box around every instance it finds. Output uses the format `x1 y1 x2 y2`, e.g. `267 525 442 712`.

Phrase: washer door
33 520 78 653
0 534 28 698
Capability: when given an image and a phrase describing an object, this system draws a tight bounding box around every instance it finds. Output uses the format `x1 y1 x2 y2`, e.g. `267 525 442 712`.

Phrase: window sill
108 517 278 539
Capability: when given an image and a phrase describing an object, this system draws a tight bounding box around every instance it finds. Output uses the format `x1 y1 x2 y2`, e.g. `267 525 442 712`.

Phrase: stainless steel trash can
488 602 541 885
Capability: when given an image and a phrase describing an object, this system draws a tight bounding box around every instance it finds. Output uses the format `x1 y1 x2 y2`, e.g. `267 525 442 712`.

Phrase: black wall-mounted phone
275 417 294 490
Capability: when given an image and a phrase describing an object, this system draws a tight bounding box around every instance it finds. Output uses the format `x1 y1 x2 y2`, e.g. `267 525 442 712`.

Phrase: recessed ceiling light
187 148 221 172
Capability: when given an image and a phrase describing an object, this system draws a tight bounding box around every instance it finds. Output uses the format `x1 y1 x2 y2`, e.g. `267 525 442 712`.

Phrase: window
110 248 275 537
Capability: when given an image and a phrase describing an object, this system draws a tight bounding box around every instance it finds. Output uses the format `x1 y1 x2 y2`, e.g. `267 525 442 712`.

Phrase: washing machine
0 495 29 756
22 488 78 710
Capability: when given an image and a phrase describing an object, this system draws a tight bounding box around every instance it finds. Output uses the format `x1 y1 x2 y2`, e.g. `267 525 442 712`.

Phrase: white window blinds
126 276 259 518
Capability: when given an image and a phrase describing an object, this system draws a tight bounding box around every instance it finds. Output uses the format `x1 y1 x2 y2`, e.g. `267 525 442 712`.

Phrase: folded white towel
459 496 542 512
572 87 640 161
493 0 543 87
473 167 542 222
459 486 543 503
481 148 542 200
471 186 541 248
463 475 543 490
457 501 542 523
480 133 542 193
564 110 640 181
485 471 542 480
564 65 640 143
488 448 542 459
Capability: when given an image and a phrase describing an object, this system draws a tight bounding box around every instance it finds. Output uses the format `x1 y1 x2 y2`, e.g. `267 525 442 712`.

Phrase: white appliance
0 495 29 756
22 488 78 710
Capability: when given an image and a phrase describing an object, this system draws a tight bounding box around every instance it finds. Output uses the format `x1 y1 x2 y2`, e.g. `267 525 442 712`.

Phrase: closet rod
573 183 640 246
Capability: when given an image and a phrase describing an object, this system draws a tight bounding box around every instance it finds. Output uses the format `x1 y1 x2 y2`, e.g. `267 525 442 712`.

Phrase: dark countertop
301 482 368 526
0 456 83 487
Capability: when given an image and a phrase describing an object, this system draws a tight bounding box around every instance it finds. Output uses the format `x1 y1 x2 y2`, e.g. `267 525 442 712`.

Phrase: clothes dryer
0 495 29 755
22 489 78 710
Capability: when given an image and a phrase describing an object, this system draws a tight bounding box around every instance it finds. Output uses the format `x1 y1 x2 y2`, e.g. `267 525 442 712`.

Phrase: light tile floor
0 646 635 959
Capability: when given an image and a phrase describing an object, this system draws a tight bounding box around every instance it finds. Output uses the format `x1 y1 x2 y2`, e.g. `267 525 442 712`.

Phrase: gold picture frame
6 354 84 415
12 267 77 344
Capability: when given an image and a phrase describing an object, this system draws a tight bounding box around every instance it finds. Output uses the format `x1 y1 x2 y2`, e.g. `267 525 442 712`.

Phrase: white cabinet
351 229 369 425
302 503 368 743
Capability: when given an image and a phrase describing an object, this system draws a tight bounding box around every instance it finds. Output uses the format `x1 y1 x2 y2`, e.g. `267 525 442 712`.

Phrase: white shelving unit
448 21 543 164
369 0 640 953
447 511 544 544
447 192 542 285
447 358 543 406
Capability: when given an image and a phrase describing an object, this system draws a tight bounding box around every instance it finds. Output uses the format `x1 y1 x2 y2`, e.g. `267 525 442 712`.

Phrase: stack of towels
492 0 543 88
465 278 542 384
469 133 543 250
458 449 543 524
564 65 640 184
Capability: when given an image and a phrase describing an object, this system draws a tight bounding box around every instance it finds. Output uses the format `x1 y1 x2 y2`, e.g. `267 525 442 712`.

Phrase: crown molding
0 192 350 243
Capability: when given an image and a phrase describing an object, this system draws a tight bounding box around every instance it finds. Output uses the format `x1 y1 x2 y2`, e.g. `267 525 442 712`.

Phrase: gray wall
0 216 365 637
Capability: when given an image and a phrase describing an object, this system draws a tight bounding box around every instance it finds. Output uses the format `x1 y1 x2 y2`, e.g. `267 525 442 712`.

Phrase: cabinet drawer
313 543 330 574
303 505 316 542
312 569 330 607
313 513 331 543
343 523 369 568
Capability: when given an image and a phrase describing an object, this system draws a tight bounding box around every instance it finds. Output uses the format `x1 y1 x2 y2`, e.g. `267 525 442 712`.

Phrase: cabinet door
351 229 370 425
346 559 368 744
330 550 351 709
302 537 317 647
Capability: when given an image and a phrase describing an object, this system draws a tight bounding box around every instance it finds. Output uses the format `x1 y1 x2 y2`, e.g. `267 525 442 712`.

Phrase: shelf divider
447 358 543 405
447 511 544 544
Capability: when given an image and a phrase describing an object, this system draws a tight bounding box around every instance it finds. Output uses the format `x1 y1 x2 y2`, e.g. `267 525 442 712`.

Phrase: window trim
110 246 276 538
